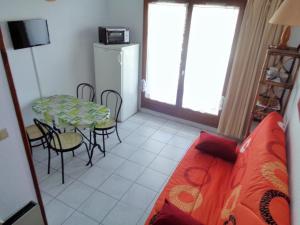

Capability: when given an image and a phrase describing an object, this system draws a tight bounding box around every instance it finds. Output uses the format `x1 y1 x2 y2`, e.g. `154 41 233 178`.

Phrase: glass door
144 2 187 105
182 5 239 115
142 0 245 127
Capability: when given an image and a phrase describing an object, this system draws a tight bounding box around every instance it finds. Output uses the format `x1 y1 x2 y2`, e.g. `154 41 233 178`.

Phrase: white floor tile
79 191 117 222
124 134 148 147
159 126 178 135
137 213 150 225
40 172 74 197
78 166 113 189
129 150 156 167
45 199 74 225
95 153 125 171
102 202 144 225
132 112 153 120
117 127 132 139
141 139 166 154
168 135 194 149
105 135 122 151
136 168 168 192
63 211 98 225
151 130 174 143
121 184 156 210
41 192 54 205
75 143 102 159
177 126 201 139
114 161 145 181
146 193 160 214
163 120 182 129
147 116 168 124
110 143 138 159
127 115 146 125
98 174 132 199
118 120 141 131
34 162 56 182
143 120 163 129
159 145 187 162
32 148 50 162
63 158 90 179
149 156 177 175
45 152 74 170
132 126 157 138
56 181 94 209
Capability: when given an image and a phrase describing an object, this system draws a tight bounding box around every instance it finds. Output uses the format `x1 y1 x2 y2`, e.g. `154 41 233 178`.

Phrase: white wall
0 0 108 125
106 0 143 47
106 0 144 106
0 55 37 221
285 27 300 225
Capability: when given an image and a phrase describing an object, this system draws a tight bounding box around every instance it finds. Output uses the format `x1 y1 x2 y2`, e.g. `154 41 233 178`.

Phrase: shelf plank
260 80 293 89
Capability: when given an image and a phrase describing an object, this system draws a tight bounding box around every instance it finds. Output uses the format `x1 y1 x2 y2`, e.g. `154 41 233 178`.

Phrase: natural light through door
145 2 187 105
182 5 239 115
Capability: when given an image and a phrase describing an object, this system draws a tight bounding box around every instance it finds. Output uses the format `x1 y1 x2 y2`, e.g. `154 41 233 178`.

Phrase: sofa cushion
145 141 234 225
219 112 290 225
151 200 204 225
196 131 238 162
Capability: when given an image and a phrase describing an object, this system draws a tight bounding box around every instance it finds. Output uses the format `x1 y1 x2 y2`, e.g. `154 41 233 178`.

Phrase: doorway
142 0 246 127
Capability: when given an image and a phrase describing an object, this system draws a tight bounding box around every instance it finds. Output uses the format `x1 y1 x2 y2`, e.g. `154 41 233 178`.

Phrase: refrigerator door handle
117 53 123 65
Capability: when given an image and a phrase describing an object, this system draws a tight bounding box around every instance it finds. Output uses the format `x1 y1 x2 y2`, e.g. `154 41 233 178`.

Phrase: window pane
183 5 239 115
145 3 187 105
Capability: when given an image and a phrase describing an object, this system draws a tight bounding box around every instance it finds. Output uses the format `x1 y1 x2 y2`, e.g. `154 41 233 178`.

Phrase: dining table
32 94 110 165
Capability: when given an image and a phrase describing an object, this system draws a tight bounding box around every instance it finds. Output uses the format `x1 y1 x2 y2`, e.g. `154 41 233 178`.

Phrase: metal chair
76 83 95 102
26 124 47 154
90 90 122 163
34 119 90 184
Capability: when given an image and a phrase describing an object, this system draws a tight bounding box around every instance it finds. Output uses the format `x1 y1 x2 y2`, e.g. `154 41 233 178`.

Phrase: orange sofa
145 112 289 225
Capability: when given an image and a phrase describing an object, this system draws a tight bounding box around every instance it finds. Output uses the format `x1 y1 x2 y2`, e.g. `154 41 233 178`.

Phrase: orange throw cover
145 112 289 225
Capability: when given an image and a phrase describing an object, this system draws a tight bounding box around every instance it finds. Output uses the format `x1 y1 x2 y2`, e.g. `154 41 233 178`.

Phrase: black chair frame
27 133 47 154
76 83 95 102
88 90 122 166
34 119 90 184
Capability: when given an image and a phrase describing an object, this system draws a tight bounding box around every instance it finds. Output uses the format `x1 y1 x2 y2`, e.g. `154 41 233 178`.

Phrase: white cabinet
94 43 139 121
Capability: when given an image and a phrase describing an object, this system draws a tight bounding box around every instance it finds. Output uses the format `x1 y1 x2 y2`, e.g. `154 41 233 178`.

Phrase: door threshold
139 108 217 133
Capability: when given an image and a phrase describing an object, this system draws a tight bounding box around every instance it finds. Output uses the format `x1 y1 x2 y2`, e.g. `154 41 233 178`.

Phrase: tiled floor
32 112 202 225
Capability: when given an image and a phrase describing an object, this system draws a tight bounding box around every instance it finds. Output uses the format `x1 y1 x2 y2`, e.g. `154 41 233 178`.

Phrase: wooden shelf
268 46 300 58
247 45 300 133
260 80 293 89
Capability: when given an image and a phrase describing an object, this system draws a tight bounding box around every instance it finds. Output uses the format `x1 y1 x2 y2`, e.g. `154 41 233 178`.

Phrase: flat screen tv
8 19 50 50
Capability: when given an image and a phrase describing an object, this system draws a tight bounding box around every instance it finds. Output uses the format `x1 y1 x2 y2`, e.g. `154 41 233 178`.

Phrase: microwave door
108 31 124 44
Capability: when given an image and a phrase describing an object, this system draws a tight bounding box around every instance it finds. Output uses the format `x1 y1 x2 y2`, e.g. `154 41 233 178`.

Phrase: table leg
86 131 105 166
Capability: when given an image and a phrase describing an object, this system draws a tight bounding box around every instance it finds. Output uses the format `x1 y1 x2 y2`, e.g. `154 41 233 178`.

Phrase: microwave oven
99 27 130 45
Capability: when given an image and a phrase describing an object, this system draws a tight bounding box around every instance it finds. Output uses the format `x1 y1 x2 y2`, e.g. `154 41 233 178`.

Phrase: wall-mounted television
8 19 50 50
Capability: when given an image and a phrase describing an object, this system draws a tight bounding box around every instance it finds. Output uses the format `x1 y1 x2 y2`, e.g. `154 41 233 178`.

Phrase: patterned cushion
95 118 116 129
50 132 82 150
26 124 43 140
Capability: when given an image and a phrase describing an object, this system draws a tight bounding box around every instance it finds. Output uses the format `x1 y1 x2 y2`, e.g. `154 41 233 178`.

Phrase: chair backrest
76 83 95 102
34 119 63 150
100 90 122 121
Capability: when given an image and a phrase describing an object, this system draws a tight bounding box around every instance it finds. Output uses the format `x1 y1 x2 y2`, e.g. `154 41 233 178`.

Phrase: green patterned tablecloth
32 95 110 129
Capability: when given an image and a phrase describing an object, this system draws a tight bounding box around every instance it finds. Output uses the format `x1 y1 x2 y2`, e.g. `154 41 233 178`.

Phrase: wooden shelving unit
247 46 300 134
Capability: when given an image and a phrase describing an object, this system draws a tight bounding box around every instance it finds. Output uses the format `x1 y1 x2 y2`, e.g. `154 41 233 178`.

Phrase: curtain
218 0 283 139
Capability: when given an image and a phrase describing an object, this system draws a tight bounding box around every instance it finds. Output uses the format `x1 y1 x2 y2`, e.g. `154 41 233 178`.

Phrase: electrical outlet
0 129 8 141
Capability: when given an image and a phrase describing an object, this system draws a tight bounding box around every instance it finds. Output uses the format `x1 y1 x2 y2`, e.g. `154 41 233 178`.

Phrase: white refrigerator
93 43 139 122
